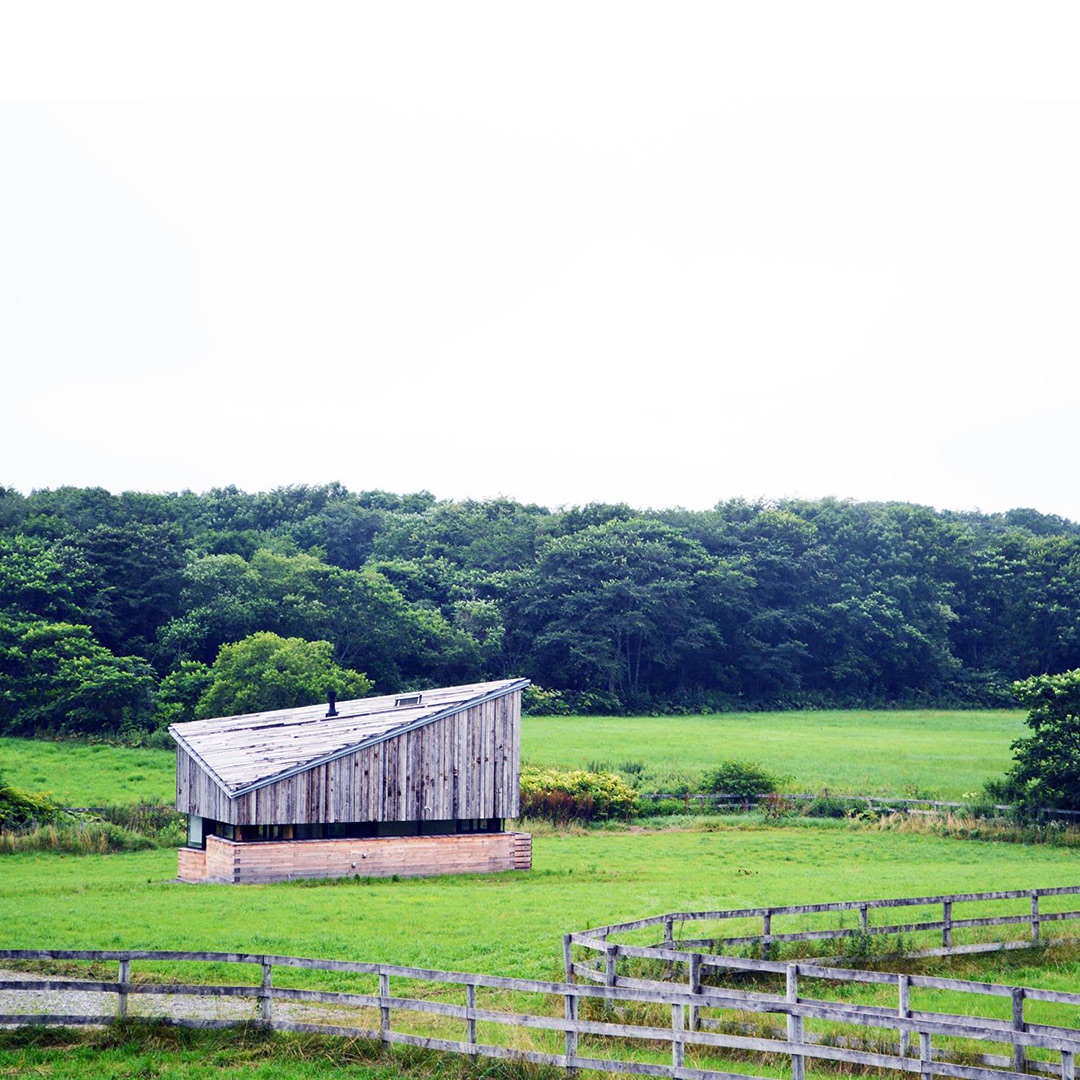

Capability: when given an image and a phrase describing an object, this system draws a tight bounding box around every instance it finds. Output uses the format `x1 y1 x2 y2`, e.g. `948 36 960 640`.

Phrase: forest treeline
1 483 1078 740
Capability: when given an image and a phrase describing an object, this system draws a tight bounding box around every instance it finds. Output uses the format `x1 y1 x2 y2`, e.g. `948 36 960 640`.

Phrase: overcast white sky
3 3 1080 519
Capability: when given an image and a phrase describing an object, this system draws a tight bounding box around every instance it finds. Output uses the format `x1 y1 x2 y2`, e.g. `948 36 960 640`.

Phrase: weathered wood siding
178 831 532 884
177 691 522 826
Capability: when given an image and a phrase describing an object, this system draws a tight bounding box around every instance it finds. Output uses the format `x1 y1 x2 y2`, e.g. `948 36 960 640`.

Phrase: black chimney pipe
325 690 338 718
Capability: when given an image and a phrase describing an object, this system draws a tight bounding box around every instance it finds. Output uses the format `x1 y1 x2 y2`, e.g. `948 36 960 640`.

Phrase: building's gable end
225 678 528 800
218 688 522 826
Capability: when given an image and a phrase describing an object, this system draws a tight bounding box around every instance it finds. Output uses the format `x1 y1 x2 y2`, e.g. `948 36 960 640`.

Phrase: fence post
860 904 869 933
787 964 804 1080
379 969 391 1044
665 917 676 978
117 958 130 1019
762 910 773 960
898 974 911 1057
564 990 578 1076
919 1031 933 1080
672 1002 685 1072
1012 987 1026 1073
688 952 701 1032
1062 1049 1074 1080
1031 893 1041 945
942 900 953 949
259 960 273 1025
605 943 618 987
466 982 477 1059
563 934 575 982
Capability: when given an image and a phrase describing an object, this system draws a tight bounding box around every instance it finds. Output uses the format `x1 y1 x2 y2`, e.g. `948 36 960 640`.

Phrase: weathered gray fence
568 886 1080 970
637 794 1080 819
3 947 1080 1080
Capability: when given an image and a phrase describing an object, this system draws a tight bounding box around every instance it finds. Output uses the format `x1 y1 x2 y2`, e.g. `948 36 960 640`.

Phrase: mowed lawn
0 738 176 805
521 710 1027 799
1 825 1077 980
1 709 1026 807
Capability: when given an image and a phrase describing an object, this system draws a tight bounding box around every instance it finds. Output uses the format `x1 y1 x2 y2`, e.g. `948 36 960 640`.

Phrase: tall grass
872 810 1080 847
0 803 185 855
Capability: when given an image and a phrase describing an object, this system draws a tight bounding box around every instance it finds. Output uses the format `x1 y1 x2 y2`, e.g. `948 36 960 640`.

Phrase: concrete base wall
178 831 532 884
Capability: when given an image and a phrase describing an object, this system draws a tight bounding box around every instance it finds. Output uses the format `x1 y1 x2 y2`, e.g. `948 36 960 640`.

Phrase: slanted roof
169 678 529 800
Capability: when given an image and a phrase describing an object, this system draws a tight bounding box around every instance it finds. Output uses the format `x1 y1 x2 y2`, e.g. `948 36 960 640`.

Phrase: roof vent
325 690 339 718
394 693 422 708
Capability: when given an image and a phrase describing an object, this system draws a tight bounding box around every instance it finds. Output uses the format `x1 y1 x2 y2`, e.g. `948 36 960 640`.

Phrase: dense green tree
289 499 385 570
371 497 548 573
0 615 157 737
157 548 484 691
520 519 747 702
5 482 1080 732
153 659 214 728
0 486 27 530
998 669 1080 816
0 535 98 623
671 504 827 697
62 522 188 660
194 632 373 718
17 486 127 537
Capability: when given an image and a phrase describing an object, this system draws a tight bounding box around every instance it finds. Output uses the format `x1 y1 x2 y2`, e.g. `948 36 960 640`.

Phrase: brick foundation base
178 831 532 884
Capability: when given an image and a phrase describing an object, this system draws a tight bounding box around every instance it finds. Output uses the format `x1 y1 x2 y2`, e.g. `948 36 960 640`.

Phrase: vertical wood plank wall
176 691 522 826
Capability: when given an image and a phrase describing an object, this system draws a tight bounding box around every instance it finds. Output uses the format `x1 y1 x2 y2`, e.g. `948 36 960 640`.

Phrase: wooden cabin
170 678 532 884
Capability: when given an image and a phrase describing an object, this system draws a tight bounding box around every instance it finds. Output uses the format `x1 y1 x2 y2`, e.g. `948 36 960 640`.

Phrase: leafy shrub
0 771 62 829
802 792 851 819
961 786 1009 819
571 691 624 716
702 760 784 799
521 685 572 716
519 766 639 824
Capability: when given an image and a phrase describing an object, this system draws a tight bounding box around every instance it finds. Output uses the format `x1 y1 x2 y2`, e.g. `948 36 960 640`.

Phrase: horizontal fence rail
4 946 1080 1080
569 886 1080 970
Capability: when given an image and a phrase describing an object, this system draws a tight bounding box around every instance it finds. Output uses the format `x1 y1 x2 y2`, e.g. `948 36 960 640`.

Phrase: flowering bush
519 766 639 823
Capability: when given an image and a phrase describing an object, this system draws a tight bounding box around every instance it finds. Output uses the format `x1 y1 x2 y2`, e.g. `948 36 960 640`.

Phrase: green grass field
0 738 175 805
0 708 1060 1079
0 709 1027 807
523 709 1025 798
3 821 1080 1078
1 825 1076 976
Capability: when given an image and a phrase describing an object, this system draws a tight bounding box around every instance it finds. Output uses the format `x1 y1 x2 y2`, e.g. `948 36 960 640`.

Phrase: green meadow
0 708 1026 808
4 822 1080 1078
520 709 1026 799
0 708 1065 1079
0 738 175 805
1 825 1077 976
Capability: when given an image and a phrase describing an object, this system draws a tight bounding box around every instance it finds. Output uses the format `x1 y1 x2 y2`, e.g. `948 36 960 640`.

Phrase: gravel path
0 968 362 1029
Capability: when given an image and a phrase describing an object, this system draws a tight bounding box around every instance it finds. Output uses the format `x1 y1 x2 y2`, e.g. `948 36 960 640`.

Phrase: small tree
195 632 373 719
1000 669 1080 818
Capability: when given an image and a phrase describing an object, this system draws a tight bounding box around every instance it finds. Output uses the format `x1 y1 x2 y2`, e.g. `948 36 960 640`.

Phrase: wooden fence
4 946 1080 1080
636 794 1080 819
568 886 1080 967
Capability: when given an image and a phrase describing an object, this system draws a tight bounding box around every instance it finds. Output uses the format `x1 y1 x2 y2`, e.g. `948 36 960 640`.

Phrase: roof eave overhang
168 726 235 799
